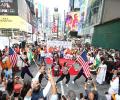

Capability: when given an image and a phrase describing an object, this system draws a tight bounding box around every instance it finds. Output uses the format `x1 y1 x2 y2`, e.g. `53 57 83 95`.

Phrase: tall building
91 0 120 49
69 0 80 11
81 0 120 49
0 0 36 39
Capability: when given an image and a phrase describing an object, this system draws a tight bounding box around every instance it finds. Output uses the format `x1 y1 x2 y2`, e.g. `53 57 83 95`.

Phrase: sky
34 0 70 17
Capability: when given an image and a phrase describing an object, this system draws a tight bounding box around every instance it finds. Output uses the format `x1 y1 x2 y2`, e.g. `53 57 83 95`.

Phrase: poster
65 12 80 31
52 15 58 33
0 0 18 15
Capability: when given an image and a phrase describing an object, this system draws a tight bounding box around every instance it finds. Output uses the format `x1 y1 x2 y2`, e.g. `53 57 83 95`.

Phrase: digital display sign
65 12 80 31
0 0 18 15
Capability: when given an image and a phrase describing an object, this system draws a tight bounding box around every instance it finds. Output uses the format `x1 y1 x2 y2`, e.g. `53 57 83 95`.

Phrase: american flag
9 47 18 67
77 50 91 78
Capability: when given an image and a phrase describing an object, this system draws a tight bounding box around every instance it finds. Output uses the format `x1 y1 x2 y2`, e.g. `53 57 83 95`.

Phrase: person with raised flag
72 50 91 84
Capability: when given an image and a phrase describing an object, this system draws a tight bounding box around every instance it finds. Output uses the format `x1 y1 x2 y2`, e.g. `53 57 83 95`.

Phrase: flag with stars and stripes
77 50 91 78
9 47 17 67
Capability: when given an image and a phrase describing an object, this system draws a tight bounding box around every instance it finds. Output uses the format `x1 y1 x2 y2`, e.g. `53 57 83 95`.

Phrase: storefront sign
0 16 30 32
47 40 72 49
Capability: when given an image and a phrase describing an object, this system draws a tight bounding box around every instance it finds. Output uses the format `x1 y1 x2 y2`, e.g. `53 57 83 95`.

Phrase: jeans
40 56 46 65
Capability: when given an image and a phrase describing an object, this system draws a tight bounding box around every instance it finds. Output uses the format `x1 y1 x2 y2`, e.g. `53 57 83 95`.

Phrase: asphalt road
16 64 109 100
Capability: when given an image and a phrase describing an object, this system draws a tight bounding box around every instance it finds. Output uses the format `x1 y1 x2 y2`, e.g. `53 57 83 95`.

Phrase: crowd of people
0 42 120 100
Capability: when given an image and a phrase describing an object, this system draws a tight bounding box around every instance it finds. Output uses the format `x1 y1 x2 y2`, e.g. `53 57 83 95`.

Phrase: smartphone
80 93 84 99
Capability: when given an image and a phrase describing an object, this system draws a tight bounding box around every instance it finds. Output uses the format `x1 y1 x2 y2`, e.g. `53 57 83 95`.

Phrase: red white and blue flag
77 50 91 78
9 47 18 67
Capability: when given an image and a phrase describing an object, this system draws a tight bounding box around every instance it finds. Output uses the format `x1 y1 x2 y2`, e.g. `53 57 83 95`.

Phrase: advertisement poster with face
65 12 80 32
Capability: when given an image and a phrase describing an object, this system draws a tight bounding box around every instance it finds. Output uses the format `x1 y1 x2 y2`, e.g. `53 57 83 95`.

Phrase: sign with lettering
47 40 72 49
0 0 18 15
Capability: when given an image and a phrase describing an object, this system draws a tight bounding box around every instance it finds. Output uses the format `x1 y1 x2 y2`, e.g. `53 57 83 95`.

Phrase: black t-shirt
32 89 46 100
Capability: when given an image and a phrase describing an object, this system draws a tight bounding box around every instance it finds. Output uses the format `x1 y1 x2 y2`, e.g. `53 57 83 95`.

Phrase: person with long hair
56 62 70 87
96 59 107 84
20 52 33 79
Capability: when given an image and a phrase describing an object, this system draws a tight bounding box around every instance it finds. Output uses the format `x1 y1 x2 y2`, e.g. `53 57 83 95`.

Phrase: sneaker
66 84 68 87
72 81 74 84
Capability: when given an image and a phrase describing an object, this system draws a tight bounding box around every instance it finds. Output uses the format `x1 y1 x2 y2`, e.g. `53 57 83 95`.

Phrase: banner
47 40 72 49
52 15 58 33
45 7 49 28
0 0 18 15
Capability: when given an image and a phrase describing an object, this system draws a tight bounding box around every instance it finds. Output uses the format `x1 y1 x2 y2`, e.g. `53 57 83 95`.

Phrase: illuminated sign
0 0 18 15
0 16 31 32
52 15 58 33
65 12 80 31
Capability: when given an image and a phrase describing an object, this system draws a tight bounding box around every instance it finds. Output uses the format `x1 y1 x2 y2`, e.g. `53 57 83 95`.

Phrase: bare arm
26 88 33 97
24 89 33 100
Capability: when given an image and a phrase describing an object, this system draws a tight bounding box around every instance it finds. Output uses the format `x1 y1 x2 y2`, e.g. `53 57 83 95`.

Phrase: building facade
92 0 120 49
0 0 36 39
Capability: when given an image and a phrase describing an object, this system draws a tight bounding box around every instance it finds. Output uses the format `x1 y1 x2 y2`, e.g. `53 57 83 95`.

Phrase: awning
0 16 32 33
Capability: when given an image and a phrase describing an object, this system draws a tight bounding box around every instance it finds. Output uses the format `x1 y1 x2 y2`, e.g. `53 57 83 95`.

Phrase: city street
0 0 120 99
16 64 109 100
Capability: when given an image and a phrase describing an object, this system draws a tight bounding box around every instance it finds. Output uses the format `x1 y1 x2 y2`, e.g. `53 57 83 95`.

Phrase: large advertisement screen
0 0 18 15
65 12 80 31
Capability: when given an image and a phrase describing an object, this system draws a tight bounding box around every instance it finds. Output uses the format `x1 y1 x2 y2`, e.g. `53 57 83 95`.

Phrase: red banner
52 16 58 33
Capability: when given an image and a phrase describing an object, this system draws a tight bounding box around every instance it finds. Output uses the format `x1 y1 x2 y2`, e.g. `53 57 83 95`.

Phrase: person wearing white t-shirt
96 61 107 84
108 69 119 95
40 48 45 65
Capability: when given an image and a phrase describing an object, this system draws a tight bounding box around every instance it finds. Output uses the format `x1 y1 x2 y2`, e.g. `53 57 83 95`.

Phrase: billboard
80 0 89 22
0 16 31 32
52 15 58 33
0 0 18 15
65 12 80 31
78 0 89 36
